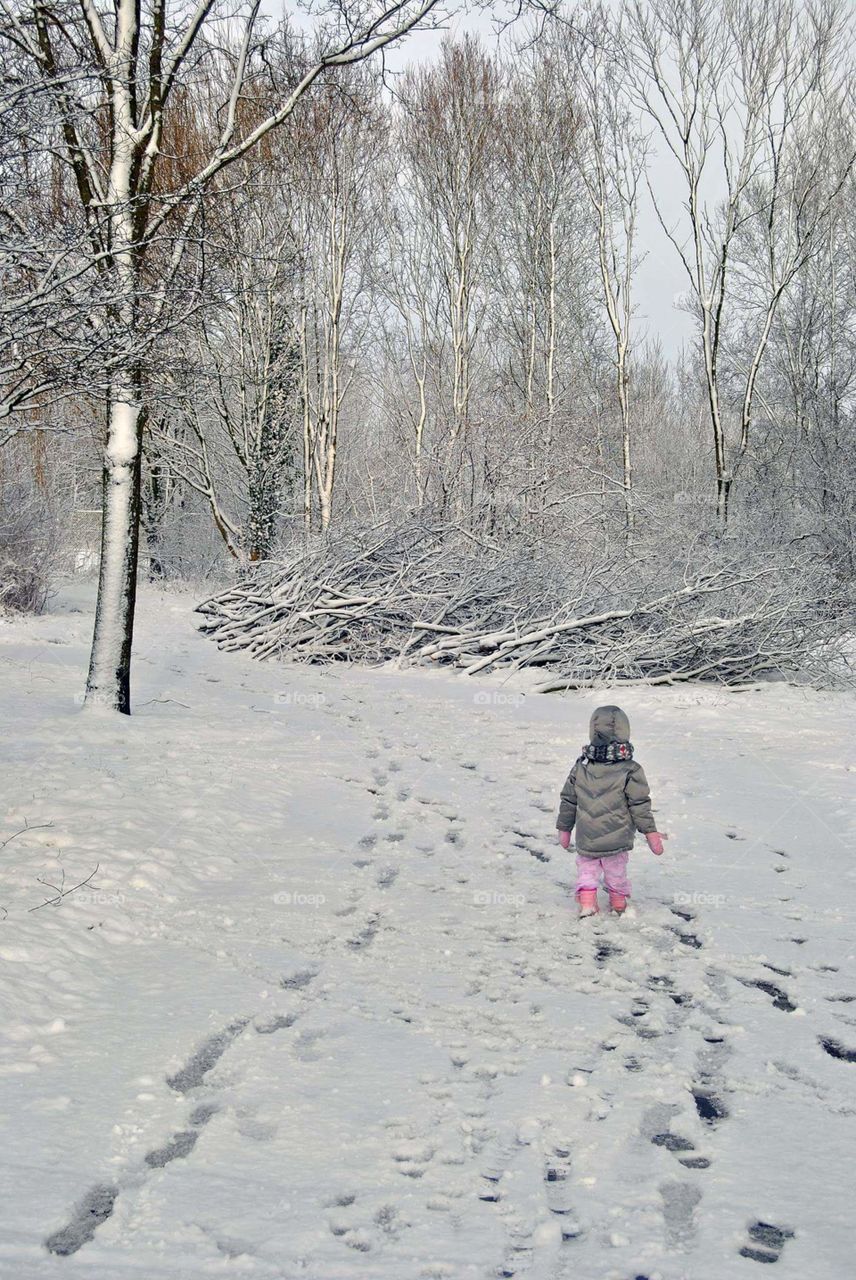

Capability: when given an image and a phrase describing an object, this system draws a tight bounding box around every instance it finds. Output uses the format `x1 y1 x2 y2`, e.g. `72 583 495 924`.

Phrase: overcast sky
266 0 695 359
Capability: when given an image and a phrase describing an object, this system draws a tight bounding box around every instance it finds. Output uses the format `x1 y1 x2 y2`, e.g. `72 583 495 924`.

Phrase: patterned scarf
582 741 634 764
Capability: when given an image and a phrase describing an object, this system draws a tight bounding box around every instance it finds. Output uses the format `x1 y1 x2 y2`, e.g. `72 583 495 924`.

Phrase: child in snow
556 705 665 917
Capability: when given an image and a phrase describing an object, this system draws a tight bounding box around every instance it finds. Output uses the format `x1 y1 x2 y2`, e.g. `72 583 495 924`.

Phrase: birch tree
378 150 443 510
294 74 383 533
565 6 648 542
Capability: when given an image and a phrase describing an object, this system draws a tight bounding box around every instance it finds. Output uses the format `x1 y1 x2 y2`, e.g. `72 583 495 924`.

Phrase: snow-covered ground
1 582 855 1280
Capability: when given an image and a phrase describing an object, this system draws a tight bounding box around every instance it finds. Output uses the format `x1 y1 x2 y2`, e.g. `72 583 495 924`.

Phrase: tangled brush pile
196 520 850 689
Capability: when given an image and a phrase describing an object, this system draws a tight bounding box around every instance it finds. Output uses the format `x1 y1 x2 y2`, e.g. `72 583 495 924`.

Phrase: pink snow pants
575 851 631 898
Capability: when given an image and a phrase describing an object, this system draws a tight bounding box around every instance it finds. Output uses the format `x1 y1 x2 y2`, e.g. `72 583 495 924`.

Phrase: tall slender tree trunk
85 60 144 712
617 356 634 543
86 377 144 712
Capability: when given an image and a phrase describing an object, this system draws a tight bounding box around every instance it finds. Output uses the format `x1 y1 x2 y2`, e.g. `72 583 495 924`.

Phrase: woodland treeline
2 0 855 700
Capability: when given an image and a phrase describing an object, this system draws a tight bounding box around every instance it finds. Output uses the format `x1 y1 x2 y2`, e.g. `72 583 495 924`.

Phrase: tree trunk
86 379 143 713
618 359 634 544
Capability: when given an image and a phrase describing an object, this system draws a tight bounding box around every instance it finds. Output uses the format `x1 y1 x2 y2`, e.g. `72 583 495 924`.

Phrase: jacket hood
589 705 631 745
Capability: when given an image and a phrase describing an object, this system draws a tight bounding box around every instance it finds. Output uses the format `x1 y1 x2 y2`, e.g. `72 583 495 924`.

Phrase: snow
1 581 855 1279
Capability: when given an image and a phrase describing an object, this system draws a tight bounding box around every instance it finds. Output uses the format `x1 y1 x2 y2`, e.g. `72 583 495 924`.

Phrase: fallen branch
1 818 53 850
29 863 100 912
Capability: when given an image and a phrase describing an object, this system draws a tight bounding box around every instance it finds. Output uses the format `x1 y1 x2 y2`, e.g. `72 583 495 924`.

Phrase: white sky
267 0 695 358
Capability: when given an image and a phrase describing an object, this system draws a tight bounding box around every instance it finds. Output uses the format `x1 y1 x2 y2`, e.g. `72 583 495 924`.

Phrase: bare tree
293 73 383 533
0 43 103 439
492 36 587 524
565 4 648 542
1 0 444 711
629 0 855 520
397 38 501 516
152 165 302 564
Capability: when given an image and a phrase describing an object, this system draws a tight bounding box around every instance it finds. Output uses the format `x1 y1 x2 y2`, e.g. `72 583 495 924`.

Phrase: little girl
556 705 666 916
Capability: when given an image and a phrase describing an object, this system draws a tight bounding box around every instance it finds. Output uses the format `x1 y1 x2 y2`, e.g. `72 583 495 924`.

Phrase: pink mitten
558 830 571 850
646 832 666 856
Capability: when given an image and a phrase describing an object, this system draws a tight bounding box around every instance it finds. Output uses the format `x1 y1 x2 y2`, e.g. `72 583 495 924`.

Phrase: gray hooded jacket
556 706 656 857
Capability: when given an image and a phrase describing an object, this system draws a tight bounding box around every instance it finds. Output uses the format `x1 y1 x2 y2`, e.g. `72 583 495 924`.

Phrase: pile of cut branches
195 522 850 688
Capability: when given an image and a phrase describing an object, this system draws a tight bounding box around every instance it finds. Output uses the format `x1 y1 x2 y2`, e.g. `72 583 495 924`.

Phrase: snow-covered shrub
0 474 59 615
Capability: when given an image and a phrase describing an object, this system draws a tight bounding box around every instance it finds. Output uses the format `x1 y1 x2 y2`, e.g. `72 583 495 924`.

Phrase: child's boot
608 891 627 914
578 889 599 917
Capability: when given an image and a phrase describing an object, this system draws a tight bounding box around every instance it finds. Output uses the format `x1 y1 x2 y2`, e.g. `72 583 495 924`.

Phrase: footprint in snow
166 1018 249 1092
668 924 703 949
145 1128 200 1168
497 1228 536 1277
652 1132 695 1153
211 1233 258 1260
507 826 551 863
595 940 623 965
669 905 695 922
739 1220 795 1264
255 1012 297 1035
650 1109 712 1169
544 1159 582 1238
280 965 320 991
235 1113 278 1142
736 976 796 1013
347 913 381 950
692 1089 728 1125
391 1138 435 1179
44 1184 119 1256
640 1103 682 1141
660 1179 702 1247
325 1189 357 1208
818 1035 856 1062
479 1132 517 1199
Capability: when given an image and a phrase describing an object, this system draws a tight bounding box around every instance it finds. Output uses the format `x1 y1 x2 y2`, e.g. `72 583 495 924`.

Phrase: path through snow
1 583 855 1279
